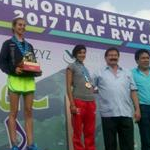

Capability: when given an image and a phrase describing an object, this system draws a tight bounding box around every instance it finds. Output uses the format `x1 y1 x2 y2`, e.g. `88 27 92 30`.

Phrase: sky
56 0 150 20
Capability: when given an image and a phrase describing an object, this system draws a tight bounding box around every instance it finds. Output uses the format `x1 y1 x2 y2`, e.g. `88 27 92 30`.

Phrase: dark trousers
138 105 150 150
102 117 134 150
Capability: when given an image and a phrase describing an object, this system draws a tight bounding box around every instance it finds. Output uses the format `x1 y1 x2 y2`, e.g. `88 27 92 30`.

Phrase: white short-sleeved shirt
93 66 137 117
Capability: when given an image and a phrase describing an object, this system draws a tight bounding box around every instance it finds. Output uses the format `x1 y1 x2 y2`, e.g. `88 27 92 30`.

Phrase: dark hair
72 44 86 58
105 47 120 57
12 17 25 33
135 49 150 61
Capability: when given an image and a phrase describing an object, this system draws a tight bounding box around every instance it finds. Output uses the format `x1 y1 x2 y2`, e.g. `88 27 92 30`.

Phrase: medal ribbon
11 36 29 55
82 65 91 83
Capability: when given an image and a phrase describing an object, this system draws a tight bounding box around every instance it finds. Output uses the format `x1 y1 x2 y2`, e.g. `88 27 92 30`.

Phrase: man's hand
134 109 141 122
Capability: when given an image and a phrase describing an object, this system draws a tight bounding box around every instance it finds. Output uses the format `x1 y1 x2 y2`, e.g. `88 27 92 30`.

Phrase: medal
85 82 92 89
80 62 93 89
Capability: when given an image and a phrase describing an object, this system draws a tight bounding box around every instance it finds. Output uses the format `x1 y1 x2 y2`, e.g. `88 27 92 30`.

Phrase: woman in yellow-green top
0 18 41 150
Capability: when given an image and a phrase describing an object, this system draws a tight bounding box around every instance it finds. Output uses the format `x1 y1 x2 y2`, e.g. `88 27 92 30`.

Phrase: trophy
22 52 41 73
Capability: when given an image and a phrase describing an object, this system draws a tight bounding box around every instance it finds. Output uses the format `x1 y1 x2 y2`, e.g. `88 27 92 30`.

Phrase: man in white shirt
93 47 141 150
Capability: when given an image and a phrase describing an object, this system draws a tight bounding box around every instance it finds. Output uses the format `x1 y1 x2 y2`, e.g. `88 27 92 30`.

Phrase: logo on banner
4 117 27 150
63 50 74 64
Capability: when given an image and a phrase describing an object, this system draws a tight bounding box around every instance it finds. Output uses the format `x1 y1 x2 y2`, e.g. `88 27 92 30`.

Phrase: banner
0 0 150 52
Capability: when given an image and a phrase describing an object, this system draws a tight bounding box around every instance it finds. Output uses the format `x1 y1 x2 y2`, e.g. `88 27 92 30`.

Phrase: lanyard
81 65 90 82
11 36 29 55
